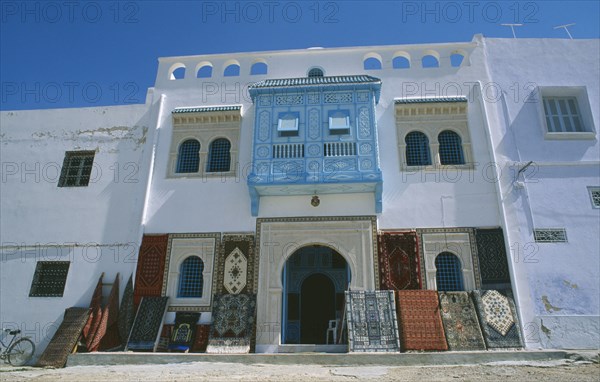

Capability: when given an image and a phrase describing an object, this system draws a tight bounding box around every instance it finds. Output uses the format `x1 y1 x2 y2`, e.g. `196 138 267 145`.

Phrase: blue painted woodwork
247 75 383 216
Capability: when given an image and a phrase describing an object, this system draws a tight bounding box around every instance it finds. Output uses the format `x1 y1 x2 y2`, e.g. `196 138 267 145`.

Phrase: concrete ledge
67 350 569 367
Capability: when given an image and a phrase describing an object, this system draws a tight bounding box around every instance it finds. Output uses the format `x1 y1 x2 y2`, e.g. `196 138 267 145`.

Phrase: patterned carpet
207 294 256 353
438 292 486 351
475 229 511 286
134 235 168 305
168 312 200 351
396 290 448 351
118 274 135 344
213 234 256 295
377 232 421 290
192 325 211 352
97 273 121 351
345 290 400 352
127 296 169 351
472 289 523 348
37 307 90 368
82 274 103 350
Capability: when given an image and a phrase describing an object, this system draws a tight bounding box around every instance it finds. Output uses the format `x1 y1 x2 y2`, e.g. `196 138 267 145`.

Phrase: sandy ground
1 358 598 382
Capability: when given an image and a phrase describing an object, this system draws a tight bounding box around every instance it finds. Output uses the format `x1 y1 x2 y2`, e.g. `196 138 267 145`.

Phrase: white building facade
1 35 598 357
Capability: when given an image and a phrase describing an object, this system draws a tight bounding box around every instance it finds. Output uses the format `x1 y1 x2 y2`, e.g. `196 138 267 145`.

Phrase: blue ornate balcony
247 75 383 216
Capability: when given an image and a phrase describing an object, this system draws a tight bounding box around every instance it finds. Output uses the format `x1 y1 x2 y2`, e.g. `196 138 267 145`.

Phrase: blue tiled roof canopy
172 105 242 114
249 75 382 103
249 75 381 89
394 96 468 104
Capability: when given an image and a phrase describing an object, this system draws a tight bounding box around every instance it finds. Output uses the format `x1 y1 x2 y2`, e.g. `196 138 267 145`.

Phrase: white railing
324 142 357 157
273 143 305 159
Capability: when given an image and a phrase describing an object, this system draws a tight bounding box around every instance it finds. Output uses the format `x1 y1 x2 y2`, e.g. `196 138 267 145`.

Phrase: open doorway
282 245 350 345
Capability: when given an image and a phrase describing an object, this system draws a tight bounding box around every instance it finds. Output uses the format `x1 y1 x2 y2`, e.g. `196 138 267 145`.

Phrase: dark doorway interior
300 273 335 344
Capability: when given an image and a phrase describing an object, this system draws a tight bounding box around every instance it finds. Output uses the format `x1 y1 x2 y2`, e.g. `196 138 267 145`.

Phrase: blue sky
1 0 599 110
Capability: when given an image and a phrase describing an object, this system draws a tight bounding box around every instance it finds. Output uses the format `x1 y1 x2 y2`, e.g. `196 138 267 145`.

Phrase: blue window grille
438 130 465 165
207 138 231 172
435 252 464 291
178 256 204 298
405 131 431 166
176 139 200 173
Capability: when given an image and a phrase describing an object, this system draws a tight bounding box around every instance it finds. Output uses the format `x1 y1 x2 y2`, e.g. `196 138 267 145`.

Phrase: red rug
82 274 103 350
396 290 448 351
134 235 168 305
378 232 421 290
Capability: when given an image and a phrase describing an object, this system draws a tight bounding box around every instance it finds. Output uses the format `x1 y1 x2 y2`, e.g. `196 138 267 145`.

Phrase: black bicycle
0 328 35 366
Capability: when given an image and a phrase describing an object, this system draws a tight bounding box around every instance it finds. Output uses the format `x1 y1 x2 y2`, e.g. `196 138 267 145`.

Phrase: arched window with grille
438 130 465 165
206 138 231 172
176 139 200 173
178 256 204 298
308 67 324 77
405 131 431 166
435 252 464 291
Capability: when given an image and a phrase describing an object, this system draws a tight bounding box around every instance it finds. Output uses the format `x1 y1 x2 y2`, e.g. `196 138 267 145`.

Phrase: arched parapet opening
169 62 187 80
250 59 268 75
223 59 241 77
421 50 440 68
392 51 411 69
363 52 383 70
195 61 213 78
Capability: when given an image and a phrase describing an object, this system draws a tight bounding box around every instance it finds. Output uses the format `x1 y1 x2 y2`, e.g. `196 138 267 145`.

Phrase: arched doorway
282 245 350 345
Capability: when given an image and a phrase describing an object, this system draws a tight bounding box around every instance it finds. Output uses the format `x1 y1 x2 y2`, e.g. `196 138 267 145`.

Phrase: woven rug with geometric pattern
396 290 448 351
206 294 256 354
133 235 168 305
439 292 486 351
475 229 511 287
118 274 135 346
377 232 421 290
126 296 169 351
37 307 90 368
345 290 401 352
168 312 200 351
213 234 256 295
472 289 523 349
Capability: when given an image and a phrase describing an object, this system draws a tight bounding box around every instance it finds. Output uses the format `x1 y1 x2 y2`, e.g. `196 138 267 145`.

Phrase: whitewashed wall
482 38 600 349
0 101 155 359
144 35 500 233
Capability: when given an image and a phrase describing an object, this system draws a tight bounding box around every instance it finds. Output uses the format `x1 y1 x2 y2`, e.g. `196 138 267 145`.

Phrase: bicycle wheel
7 338 35 366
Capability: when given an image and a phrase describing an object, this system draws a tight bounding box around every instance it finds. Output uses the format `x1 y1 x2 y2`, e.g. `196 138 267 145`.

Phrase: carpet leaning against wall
472 289 523 349
438 291 486 351
126 296 170 352
37 307 90 368
118 274 135 347
206 293 256 354
345 290 401 352
396 290 448 351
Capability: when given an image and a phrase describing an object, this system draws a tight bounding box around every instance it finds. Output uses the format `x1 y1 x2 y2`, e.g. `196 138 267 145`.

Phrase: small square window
328 110 350 135
588 187 600 208
29 261 70 297
538 87 596 140
58 151 95 187
277 112 299 137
